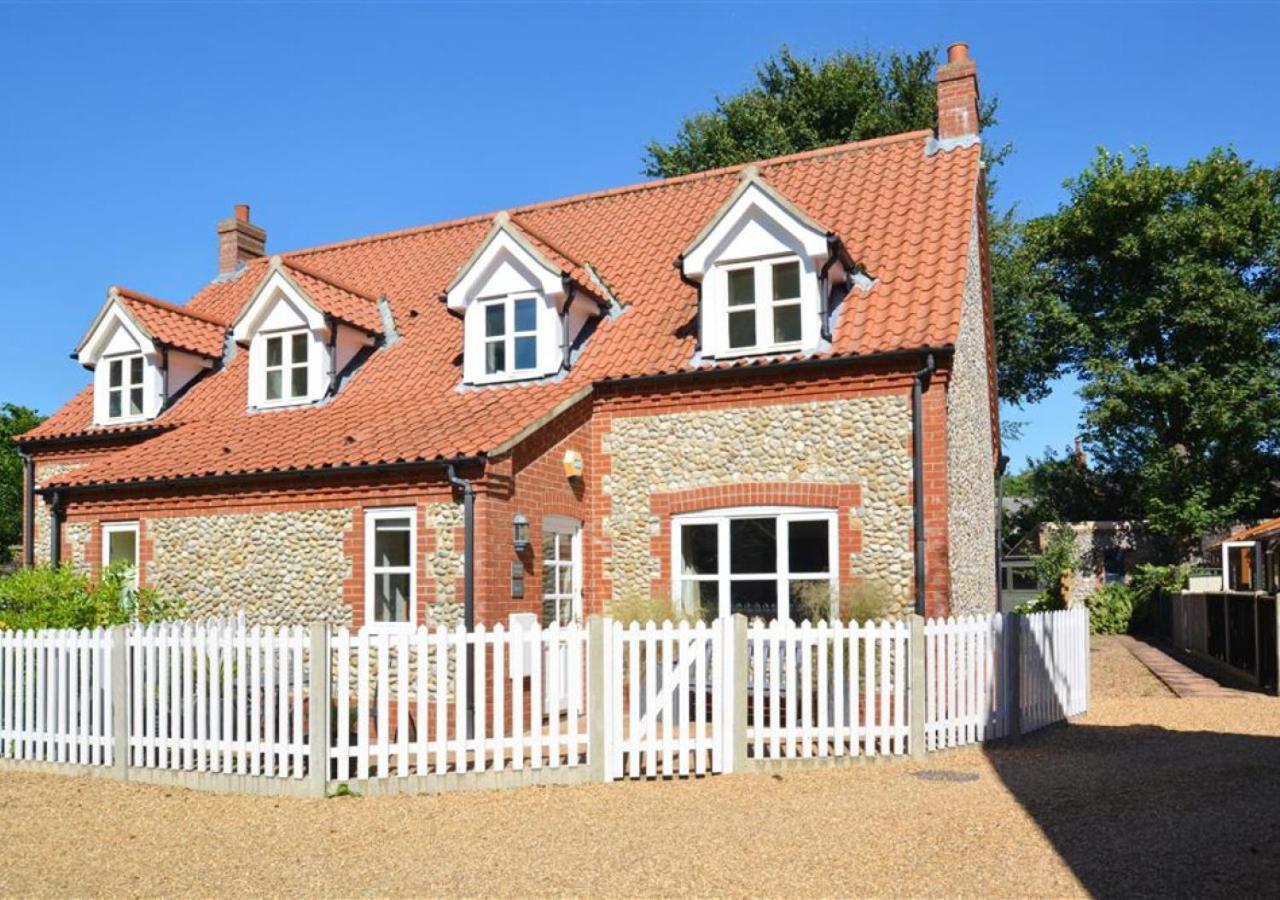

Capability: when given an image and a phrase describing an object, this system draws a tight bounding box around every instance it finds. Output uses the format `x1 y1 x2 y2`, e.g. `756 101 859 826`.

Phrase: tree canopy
1010 148 1280 551
0 403 44 557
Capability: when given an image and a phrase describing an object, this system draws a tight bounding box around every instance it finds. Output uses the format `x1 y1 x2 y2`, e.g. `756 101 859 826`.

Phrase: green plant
1029 523 1078 611
327 782 359 799
1128 563 1188 633
1085 583 1136 635
794 580 900 625
0 563 185 630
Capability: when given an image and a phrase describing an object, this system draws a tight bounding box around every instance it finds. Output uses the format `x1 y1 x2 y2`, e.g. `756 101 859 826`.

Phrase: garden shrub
795 580 900 624
1085 583 1136 634
1128 563 1187 634
606 593 705 625
0 563 185 630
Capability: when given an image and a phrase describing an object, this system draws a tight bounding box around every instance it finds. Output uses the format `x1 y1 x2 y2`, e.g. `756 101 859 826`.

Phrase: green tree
1017 148 1280 553
0 404 44 557
643 44 1070 407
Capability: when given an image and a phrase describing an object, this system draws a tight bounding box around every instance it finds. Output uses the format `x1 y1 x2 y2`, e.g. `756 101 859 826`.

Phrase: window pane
788 519 830 573
730 517 776 574
542 561 556 594
128 387 143 416
109 360 122 388
773 303 801 344
266 370 282 400
772 260 800 301
374 573 411 623
557 565 573 595
557 532 573 562
679 580 718 618
129 356 143 385
789 580 830 622
108 390 122 418
728 309 756 349
1010 568 1038 591
291 332 309 363
542 531 557 561
485 304 505 338
486 340 505 374
513 298 536 332
727 268 754 307
374 519 411 567
107 530 136 566
291 365 308 397
730 580 776 621
266 336 282 367
680 524 718 576
514 335 536 370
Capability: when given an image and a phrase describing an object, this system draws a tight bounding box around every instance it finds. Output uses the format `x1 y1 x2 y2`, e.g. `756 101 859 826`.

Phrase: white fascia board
76 298 157 367
681 179 831 280
231 266 328 344
446 225 565 313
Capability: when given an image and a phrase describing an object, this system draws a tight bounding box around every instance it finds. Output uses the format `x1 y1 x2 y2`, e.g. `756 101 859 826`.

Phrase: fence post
110 625 129 781
1008 614 1022 741
308 623 331 798
731 614 747 774
587 615 607 782
909 614 925 760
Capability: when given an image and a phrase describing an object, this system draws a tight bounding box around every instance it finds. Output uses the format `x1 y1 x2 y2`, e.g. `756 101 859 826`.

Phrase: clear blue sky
2 2 1276 469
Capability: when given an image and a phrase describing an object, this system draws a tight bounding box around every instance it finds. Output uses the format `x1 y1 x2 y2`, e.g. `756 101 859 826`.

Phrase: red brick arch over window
645 482 864 600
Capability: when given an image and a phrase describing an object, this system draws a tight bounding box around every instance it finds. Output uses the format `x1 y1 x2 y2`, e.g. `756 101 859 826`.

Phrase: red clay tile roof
271 258 384 334
113 287 228 359
25 131 983 486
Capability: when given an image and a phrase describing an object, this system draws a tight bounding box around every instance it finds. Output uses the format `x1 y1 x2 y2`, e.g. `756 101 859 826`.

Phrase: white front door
542 517 584 716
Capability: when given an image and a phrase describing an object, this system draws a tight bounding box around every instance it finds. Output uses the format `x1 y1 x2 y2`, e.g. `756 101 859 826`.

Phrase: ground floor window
1000 562 1039 593
102 521 139 587
365 508 416 628
672 507 837 622
1223 541 1259 592
541 516 581 627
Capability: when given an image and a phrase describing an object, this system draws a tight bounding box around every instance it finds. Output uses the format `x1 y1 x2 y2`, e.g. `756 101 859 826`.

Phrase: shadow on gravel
985 625 1280 898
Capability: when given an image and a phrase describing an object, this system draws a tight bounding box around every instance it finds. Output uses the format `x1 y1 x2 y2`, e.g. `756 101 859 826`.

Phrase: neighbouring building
17 44 1000 630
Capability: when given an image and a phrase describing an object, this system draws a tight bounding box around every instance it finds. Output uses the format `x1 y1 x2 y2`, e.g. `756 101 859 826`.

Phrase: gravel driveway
1 637 1276 897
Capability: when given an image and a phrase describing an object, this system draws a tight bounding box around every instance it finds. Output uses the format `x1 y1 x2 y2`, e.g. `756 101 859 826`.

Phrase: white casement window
102 521 140 587
1222 541 1261 592
541 516 582 627
481 295 539 376
672 507 838 622
262 330 310 404
104 354 146 421
723 257 804 352
364 508 417 629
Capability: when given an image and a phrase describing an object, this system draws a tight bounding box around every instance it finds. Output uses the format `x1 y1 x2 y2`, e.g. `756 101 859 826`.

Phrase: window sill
704 342 805 361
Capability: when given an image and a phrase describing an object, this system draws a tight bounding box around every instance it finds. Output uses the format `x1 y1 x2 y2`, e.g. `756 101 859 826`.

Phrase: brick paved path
1115 636 1248 698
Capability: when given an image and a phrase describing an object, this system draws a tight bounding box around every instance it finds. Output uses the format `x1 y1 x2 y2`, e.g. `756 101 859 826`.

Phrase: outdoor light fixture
512 513 530 552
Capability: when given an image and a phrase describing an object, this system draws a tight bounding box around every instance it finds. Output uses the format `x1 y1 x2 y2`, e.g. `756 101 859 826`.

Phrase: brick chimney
217 204 266 275
936 42 980 140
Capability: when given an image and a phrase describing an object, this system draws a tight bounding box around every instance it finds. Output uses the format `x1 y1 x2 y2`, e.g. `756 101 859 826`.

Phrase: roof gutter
47 488 64 567
911 352 937 616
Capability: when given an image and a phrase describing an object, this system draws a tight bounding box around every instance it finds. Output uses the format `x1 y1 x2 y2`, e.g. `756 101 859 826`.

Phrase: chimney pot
936 42 981 141
217 204 266 276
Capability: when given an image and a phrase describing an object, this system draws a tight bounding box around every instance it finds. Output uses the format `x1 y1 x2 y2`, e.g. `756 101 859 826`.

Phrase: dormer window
483 295 538 375
724 258 803 351
106 354 145 420
263 330 310 402
679 169 840 361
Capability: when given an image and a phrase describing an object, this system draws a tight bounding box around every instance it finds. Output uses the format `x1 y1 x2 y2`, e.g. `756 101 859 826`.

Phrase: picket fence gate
0 608 1090 795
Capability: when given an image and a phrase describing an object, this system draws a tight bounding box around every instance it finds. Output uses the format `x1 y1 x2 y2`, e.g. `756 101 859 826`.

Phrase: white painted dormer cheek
682 181 830 360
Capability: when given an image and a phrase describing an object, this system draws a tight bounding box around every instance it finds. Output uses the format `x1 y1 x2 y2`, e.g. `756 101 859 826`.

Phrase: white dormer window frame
446 217 578 386
104 352 146 421
260 327 312 405
77 300 165 427
234 268 332 411
680 176 835 361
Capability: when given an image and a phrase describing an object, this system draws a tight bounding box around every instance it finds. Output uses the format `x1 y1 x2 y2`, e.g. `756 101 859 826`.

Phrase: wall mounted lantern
512 513 531 553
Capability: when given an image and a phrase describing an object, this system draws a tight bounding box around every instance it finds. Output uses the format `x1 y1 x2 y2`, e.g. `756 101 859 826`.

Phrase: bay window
672 507 837 622
365 508 416 628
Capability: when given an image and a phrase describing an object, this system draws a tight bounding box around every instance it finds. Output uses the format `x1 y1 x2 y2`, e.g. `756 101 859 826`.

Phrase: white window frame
101 521 140 587
719 254 806 356
258 327 312 407
478 293 540 379
1221 540 1261 592
364 507 417 631
102 352 148 423
541 515 583 627
671 506 838 622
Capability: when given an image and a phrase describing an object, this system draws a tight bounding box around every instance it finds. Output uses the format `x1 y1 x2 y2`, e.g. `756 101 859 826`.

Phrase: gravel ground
2 637 1276 898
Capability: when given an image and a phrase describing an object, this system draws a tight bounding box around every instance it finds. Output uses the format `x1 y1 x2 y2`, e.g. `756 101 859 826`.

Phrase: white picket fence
331 623 588 779
0 628 114 766
127 623 311 778
0 607 1091 793
747 618 910 760
605 618 727 779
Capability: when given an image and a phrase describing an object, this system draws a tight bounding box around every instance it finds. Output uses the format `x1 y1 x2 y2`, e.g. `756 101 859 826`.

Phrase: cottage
16 45 999 630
